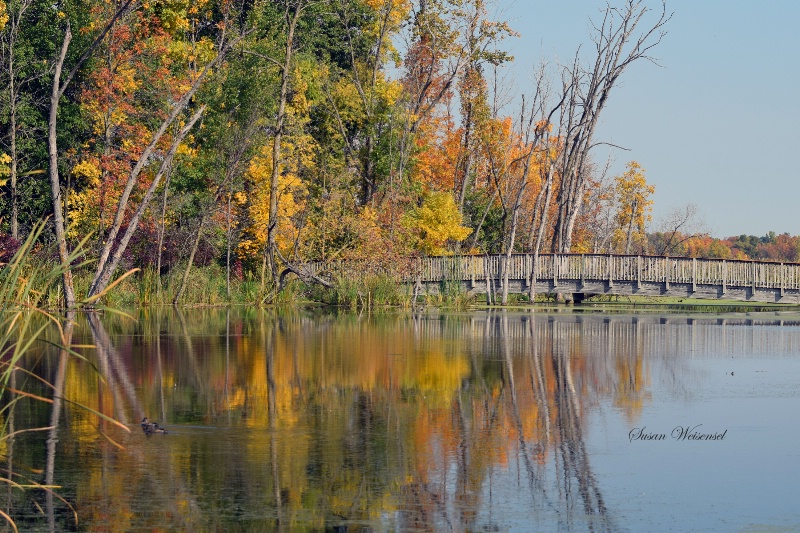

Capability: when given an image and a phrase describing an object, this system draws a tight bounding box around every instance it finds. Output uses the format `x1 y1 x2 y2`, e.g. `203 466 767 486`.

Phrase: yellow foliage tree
0 153 10 185
613 161 654 254
240 65 315 265
402 191 472 255
238 139 310 263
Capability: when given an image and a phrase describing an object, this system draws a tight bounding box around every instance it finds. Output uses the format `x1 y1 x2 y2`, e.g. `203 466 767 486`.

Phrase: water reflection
2 309 800 531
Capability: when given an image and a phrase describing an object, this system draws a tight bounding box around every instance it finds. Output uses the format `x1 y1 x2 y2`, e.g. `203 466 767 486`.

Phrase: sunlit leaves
0 152 10 179
612 161 655 253
0 1 8 31
402 190 471 255
238 144 308 261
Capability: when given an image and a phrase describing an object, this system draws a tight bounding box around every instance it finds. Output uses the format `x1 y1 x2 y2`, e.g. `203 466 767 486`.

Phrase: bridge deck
301 254 800 304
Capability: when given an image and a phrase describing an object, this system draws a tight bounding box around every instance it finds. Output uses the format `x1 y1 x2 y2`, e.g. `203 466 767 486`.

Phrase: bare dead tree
500 67 564 304
653 203 708 255
551 0 670 253
524 69 577 302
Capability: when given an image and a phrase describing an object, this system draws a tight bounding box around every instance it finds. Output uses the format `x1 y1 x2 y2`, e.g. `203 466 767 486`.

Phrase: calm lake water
3 308 800 532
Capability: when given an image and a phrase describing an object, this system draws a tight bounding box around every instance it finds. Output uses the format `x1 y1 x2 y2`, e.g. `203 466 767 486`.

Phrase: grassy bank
40 264 481 309
29 258 800 311
581 293 800 313
37 264 265 308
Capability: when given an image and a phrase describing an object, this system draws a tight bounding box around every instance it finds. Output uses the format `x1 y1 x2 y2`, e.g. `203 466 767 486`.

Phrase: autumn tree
168 4 281 303
47 0 136 307
85 0 240 300
401 189 471 255
453 0 514 211
325 0 408 207
612 161 654 254
254 0 305 292
397 0 513 212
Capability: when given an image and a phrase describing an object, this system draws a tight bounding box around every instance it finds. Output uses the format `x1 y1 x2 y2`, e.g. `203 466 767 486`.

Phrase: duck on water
140 417 167 435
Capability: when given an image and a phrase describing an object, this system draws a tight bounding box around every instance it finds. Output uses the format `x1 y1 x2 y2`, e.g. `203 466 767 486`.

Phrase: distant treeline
647 231 800 263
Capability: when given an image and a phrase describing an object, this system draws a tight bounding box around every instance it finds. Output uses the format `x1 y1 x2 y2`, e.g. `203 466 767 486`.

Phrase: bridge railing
407 254 800 291
299 254 800 292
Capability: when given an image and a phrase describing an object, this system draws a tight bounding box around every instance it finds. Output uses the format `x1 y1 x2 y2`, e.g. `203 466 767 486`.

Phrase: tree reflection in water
6 308 767 531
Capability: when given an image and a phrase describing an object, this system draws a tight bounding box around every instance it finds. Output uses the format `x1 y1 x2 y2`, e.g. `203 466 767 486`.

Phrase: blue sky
495 0 800 238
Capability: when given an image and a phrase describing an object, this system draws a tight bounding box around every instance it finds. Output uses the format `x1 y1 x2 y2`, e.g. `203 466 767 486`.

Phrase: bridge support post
781 263 785 297
580 254 586 290
722 260 727 295
637 256 642 289
692 258 697 293
553 256 559 288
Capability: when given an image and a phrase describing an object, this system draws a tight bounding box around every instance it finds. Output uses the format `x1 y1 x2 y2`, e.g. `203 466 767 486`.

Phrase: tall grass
0 224 71 531
310 271 414 309
0 223 127 531
72 262 413 309
67 263 266 308
42 256 483 310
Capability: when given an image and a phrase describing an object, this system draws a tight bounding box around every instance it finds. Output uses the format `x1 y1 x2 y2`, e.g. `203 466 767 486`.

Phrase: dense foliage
1 0 787 305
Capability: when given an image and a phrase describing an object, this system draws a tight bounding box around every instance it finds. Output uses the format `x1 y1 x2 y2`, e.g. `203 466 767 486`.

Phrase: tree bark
46 1 135 308
89 106 205 298
529 163 556 303
48 27 76 308
264 2 304 292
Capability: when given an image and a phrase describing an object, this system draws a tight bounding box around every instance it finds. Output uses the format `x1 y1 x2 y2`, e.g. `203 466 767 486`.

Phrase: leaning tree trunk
90 107 205 300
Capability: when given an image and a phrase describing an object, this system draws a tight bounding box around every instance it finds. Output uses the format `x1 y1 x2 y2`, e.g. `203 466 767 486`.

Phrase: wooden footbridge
292 254 800 304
